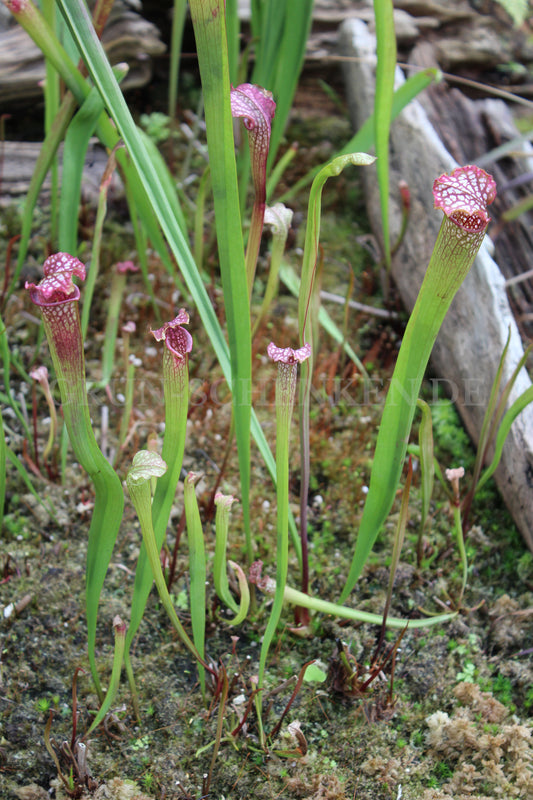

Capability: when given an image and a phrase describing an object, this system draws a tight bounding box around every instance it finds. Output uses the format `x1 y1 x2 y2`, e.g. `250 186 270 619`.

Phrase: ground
1 3 533 799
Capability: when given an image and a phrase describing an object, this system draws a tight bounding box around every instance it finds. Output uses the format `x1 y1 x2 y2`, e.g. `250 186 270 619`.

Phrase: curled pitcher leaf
151 309 192 363
445 466 465 482
252 202 294 336
115 259 138 275
25 252 124 697
231 83 276 191
257 339 312 701
122 320 136 335
25 253 87 400
231 83 277 290
214 492 239 618
29 365 49 384
215 491 234 511
230 82 276 131
125 307 193 665
267 342 312 416
264 203 293 239
433 165 496 234
446 465 465 504
427 164 497 299
26 252 86 306
340 165 497 602
127 450 167 488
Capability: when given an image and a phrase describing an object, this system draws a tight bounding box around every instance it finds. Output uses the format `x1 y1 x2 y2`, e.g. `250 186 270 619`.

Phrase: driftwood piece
0 140 122 208
0 1 165 105
339 18 533 552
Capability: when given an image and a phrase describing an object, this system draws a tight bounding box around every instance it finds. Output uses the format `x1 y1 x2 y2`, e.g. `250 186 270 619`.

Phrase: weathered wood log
0 140 122 208
0 0 165 105
339 18 533 553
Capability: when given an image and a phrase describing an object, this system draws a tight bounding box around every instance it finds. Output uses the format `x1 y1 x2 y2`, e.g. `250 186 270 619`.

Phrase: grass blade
168 0 187 120
416 398 434 563
476 384 533 494
281 68 439 204
184 472 207 696
373 0 396 273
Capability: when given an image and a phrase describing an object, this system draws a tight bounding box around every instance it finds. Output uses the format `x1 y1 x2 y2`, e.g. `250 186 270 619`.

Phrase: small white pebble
362 485 369 495
261 500 270 512
116 393 125 403
3 603 14 619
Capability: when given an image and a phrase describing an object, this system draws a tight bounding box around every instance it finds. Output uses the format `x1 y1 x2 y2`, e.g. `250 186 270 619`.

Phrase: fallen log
0 0 165 106
0 140 121 208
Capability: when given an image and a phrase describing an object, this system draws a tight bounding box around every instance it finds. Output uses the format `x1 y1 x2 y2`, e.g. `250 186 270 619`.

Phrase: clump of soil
424 682 533 799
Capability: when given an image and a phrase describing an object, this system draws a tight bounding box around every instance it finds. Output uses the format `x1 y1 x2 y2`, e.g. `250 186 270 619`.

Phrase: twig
320 289 399 319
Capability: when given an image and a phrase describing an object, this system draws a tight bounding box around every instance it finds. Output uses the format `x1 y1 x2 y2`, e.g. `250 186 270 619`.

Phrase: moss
2 83 533 800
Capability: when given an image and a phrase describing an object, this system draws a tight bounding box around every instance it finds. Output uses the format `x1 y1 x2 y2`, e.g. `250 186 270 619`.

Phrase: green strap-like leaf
417 398 434 538
59 86 105 254
189 0 252 562
476 384 533 494
184 473 207 695
10 93 76 296
373 0 396 270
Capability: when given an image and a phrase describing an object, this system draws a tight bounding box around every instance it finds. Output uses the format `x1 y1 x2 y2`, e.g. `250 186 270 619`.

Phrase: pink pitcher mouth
433 165 496 234
26 253 86 307
267 341 312 365
151 309 193 361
